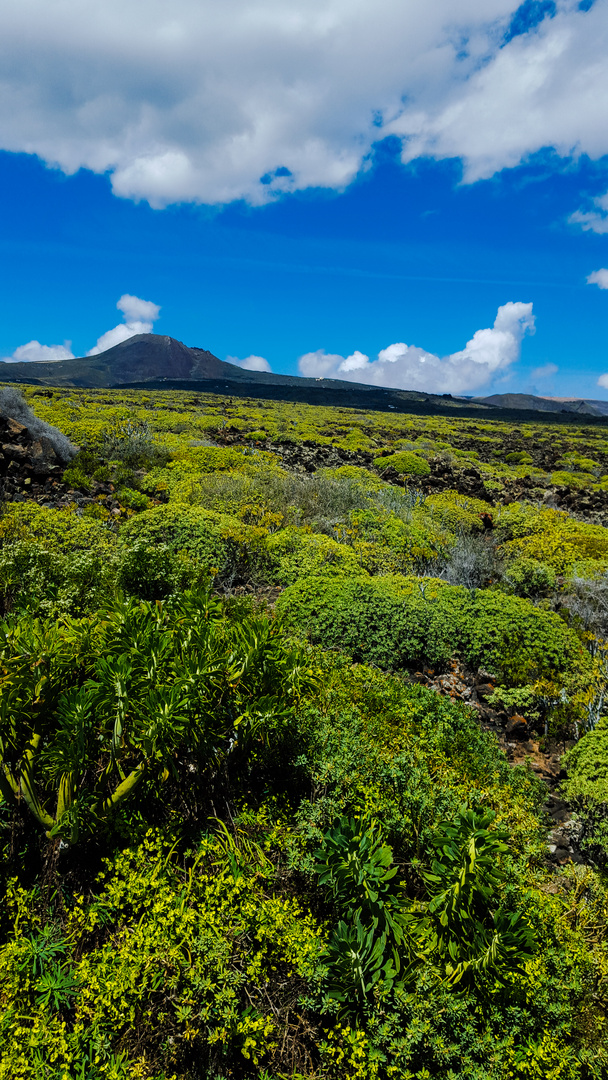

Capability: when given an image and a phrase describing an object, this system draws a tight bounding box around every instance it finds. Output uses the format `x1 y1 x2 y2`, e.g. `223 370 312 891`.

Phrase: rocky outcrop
0 414 67 504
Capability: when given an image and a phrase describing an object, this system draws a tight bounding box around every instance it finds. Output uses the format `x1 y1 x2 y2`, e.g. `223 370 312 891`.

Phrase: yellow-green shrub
373 451 431 477
422 490 493 533
498 504 608 573
265 527 365 586
119 503 268 584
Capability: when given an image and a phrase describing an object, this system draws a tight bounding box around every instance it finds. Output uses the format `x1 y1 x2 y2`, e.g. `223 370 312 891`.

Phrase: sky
2 0 608 397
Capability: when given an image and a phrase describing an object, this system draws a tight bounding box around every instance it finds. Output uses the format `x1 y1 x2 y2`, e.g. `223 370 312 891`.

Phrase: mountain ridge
2 333 608 422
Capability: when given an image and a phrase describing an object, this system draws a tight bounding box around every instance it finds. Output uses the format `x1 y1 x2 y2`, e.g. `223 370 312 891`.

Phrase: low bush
344 506 446 575
374 450 431 477
119 503 268 588
505 451 534 465
504 556 557 598
0 540 116 617
0 504 117 616
497 504 608 573
265 527 364 586
423 489 493 533
276 574 586 682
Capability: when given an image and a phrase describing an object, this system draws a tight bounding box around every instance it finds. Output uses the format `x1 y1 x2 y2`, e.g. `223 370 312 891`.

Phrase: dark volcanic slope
0 334 237 388
474 392 608 417
2 333 608 425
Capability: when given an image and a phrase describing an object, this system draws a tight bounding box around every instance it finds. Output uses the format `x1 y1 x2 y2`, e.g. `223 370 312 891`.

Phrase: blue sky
1 0 608 398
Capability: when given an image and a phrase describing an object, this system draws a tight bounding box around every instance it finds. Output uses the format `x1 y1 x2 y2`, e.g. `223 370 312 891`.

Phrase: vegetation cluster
1 385 608 1078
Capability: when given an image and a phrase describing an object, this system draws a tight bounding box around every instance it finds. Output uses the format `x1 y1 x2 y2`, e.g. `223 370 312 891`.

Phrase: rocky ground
1 414 129 517
240 437 608 522
411 659 584 866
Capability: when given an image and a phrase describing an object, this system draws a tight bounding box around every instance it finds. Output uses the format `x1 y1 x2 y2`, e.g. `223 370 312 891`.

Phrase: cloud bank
227 354 272 372
2 294 160 361
299 302 535 394
5 341 75 363
0 0 605 207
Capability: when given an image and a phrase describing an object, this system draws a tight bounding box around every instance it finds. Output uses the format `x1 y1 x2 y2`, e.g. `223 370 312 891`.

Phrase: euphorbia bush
276 574 586 682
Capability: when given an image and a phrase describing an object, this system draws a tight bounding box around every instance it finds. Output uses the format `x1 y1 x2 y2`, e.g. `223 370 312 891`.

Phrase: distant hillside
474 392 608 417
2 333 608 424
0 335 237 388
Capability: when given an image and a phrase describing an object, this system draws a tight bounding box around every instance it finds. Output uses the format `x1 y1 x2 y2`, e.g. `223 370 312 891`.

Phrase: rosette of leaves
418 806 536 989
315 810 535 1018
315 816 410 1015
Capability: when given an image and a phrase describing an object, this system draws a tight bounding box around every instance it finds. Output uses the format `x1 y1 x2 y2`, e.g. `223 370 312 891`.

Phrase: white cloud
87 292 161 355
587 268 608 289
598 373 608 389
570 193 608 235
0 0 605 207
3 294 160 361
1 340 74 363
227 353 272 372
299 301 535 394
117 294 161 323
531 361 558 378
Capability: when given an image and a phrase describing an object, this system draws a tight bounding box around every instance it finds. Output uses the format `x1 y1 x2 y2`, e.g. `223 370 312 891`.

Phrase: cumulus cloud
3 294 160 362
227 354 272 372
0 0 605 207
299 302 535 395
587 268 608 289
598 373 608 389
87 293 161 355
531 361 558 378
1 340 75 363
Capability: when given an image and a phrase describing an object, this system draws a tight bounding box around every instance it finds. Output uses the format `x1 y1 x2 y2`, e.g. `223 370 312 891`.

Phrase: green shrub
463 590 584 683
504 556 557 597
0 504 117 616
562 721 608 864
550 470 592 489
62 465 92 492
563 720 608 807
276 574 585 682
116 486 150 512
116 541 206 600
265 527 364 586
497 504 608 573
374 451 431 477
277 574 466 670
0 503 114 556
505 451 533 465
345 507 446 575
0 540 117 618
423 490 493 534
119 503 267 586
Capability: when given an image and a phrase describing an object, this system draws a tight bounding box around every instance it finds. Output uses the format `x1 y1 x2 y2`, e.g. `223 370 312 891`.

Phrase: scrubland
1 385 608 1079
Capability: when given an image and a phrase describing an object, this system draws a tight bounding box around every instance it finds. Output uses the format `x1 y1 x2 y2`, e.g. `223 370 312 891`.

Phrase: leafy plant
373 451 431 477
417 807 536 988
315 817 408 1015
0 590 313 842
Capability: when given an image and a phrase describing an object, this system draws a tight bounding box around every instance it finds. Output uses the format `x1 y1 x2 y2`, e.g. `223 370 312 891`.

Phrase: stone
505 714 528 737
6 417 26 437
2 442 27 460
